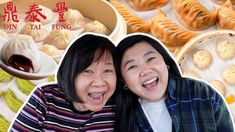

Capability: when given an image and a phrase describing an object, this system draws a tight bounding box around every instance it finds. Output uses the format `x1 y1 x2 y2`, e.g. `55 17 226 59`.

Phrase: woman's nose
140 66 152 77
91 75 105 87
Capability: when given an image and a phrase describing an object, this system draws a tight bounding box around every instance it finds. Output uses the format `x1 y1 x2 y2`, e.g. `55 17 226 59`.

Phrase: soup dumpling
84 20 111 35
58 9 86 30
0 35 41 73
19 22 49 42
44 29 74 50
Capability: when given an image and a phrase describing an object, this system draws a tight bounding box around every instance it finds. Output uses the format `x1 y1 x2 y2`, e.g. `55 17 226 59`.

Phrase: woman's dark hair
115 33 182 132
57 33 118 102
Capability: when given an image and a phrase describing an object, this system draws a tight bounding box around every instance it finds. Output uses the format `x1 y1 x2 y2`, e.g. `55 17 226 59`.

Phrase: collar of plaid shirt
134 75 234 132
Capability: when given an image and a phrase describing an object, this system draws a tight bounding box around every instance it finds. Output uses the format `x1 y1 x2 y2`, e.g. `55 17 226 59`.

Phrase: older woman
115 33 234 132
10 33 118 131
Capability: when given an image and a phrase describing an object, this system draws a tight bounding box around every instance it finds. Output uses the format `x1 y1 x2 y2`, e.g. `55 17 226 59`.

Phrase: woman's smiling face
73 51 116 112
121 41 169 102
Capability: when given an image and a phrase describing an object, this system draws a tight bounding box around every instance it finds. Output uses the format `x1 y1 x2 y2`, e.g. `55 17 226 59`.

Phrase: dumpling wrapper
150 9 196 51
172 0 218 30
43 29 74 50
110 0 150 33
19 22 49 42
84 20 111 35
0 30 8 39
1 34 41 73
125 0 168 11
212 0 235 5
218 0 235 30
58 9 86 30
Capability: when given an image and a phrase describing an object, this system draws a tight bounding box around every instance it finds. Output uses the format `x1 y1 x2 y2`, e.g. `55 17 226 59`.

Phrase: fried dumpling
84 20 111 35
58 9 86 30
43 29 74 50
125 0 168 11
150 9 196 51
172 0 218 30
212 0 235 5
25 5 53 25
110 0 150 33
218 0 235 30
0 35 41 73
19 22 49 42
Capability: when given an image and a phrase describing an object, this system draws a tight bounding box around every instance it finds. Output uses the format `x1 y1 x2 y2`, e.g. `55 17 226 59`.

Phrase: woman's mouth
142 77 159 91
88 92 105 105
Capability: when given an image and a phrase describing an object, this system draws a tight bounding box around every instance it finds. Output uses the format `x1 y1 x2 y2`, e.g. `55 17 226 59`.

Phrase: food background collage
0 0 235 131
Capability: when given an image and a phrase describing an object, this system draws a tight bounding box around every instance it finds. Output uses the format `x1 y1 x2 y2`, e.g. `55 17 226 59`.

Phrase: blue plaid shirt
134 75 234 132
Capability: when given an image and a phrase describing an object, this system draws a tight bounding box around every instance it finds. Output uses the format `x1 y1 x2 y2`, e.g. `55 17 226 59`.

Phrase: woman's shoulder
173 76 220 99
33 82 67 101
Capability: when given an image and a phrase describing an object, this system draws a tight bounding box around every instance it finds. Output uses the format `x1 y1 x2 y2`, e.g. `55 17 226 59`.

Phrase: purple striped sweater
9 84 116 132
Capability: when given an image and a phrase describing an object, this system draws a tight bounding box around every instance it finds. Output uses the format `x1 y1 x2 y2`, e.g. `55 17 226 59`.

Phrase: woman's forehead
93 49 113 63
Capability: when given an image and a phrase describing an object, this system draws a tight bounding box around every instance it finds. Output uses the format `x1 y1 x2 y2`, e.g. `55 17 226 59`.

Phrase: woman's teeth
89 92 105 104
142 77 158 90
143 77 158 85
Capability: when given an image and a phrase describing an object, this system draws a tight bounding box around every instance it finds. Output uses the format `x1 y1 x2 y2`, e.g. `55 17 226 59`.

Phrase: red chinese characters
2 2 19 22
25 3 47 22
54 2 68 22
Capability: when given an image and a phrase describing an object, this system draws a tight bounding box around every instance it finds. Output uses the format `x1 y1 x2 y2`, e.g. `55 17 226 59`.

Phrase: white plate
0 37 57 80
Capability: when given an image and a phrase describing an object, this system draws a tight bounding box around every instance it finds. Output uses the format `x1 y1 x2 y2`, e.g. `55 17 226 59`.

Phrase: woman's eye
127 65 137 71
147 57 156 63
83 70 93 73
104 69 113 73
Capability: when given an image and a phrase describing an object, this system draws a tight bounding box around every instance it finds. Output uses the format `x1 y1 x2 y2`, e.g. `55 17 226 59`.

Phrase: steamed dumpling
216 40 235 60
19 22 49 42
222 65 235 86
183 69 201 79
210 80 226 96
126 0 168 11
25 5 53 25
172 0 218 30
40 44 61 57
0 19 19 33
59 9 86 30
150 9 196 51
110 0 150 33
218 1 235 30
0 35 41 73
84 20 111 35
43 29 74 49
0 30 8 39
192 50 212 70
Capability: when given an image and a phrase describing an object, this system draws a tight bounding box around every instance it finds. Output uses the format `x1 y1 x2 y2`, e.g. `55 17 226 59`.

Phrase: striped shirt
10 84 116 132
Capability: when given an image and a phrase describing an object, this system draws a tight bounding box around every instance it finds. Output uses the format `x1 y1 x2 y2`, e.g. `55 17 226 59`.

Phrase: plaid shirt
134 75 234 132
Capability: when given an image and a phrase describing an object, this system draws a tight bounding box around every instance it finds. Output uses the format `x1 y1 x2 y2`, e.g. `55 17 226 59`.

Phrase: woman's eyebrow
144 51 156 57
106 62 114 65
123 60 134 68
